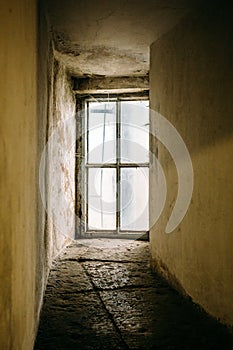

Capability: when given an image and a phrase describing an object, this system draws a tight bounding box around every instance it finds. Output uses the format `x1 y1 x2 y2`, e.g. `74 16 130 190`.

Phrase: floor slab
35 239 233 350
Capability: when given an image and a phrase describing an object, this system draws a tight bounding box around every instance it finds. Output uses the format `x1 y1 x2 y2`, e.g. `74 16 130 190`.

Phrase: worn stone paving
35 239 233 350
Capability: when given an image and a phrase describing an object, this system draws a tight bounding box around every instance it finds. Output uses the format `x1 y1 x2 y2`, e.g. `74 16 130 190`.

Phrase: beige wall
150 5 233 325
0 1 76 348
0 0 37 348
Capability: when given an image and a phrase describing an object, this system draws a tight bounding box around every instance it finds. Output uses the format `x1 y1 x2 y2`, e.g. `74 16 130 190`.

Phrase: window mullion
116 99 121 233
85 102 89 231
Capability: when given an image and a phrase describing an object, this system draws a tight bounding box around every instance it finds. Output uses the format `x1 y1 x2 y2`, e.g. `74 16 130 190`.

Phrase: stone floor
35 239 233 350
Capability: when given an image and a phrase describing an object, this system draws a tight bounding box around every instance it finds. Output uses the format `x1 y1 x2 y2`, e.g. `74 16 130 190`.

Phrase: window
77 95 149 236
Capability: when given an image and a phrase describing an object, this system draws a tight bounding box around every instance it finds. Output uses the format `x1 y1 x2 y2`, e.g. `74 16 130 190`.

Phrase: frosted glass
88 102 116 164
120 168 149 231
121 101 149 163
88 168 116 230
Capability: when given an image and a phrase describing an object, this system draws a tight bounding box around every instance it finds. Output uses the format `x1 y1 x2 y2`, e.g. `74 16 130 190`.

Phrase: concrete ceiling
46 0 198 77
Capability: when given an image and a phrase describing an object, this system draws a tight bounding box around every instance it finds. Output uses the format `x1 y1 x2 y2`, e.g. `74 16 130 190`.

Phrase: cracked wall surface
46 58 76 259
37 0 76 323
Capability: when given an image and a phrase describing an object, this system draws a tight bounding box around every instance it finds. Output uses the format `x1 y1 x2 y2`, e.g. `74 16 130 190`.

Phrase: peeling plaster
46 0 199 76
53 32 149 77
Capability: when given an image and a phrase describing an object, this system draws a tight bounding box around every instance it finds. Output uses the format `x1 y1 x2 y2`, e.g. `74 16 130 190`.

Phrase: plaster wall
0 0 37 348
0 1 76 348
37 0 76 291
45 58 76 260
150 5 233 325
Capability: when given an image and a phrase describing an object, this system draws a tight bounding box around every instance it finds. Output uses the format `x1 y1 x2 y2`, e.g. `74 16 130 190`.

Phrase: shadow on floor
35 239 233 350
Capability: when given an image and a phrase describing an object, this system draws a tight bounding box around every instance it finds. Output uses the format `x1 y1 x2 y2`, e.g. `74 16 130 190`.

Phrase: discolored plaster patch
53 33 149 77
46 0 199 77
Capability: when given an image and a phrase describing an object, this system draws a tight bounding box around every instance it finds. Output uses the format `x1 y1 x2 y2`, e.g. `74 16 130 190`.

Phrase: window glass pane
121 101 149 163
88 102 116 164
120 168 149 231
88 168 116 230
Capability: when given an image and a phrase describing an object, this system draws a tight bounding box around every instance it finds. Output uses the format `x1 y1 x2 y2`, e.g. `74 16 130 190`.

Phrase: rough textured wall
0 0 37 349
46 58 76 259
150 5 233 325
36 0 52 322
37 0 76 310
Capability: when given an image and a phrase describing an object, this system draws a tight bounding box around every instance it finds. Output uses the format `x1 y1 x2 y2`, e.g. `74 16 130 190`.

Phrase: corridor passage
35 240 233 350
